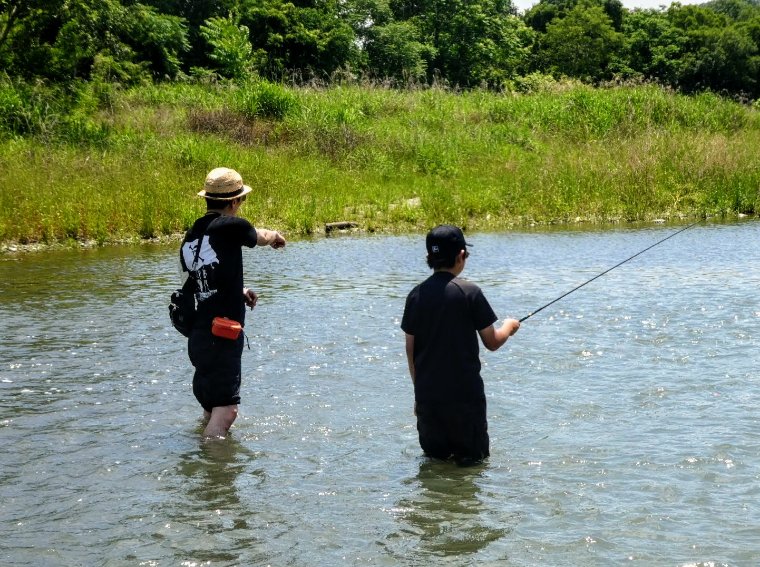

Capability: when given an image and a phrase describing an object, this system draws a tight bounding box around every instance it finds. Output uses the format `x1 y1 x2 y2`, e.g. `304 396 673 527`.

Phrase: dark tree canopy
0 0 758 97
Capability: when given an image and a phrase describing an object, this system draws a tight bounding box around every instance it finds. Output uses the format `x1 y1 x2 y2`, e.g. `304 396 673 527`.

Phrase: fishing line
519 220 702 323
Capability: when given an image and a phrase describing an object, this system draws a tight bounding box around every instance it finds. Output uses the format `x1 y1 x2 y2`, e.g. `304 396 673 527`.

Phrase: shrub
0 81 27 135
235 80 299 120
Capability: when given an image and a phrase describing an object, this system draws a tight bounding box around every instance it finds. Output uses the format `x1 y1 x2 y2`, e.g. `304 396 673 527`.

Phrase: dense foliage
1 0 759 97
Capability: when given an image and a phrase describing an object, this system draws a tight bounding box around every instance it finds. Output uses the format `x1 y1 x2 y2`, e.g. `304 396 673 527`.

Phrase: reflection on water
178 438 249 513
393 461 511 557
2 221 760 565
170 438 266 564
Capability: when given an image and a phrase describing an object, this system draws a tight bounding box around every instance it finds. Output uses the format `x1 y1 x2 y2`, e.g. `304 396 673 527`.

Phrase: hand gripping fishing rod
519 220 701 323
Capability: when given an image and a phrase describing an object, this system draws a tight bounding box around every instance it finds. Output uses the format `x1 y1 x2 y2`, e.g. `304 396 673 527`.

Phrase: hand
270 232 286 249
243 288 258 310
504 318 520 336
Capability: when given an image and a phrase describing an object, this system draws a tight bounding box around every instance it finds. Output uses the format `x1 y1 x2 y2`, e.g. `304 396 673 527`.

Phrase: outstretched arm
479 318 520 352
257 228 286 249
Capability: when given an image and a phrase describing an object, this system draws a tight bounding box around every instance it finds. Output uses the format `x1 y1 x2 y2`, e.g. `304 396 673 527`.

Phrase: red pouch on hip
211 317 242 340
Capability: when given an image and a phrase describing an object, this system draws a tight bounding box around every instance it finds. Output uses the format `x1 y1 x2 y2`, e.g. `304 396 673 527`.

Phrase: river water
1 220 759 566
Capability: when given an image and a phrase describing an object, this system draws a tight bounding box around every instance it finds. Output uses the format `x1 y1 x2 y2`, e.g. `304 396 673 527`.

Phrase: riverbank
1 81 759 248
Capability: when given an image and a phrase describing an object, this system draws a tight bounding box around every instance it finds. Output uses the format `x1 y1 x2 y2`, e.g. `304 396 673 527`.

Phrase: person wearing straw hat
401 225 520 465
179 167 286 438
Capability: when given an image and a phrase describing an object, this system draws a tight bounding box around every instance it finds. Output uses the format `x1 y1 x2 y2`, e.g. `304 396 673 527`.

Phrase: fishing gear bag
169 283 196 337
169 237 201 337
211 316 242 340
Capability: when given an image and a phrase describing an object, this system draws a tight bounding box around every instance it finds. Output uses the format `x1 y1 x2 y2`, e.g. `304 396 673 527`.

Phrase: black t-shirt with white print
179 212 257 329
401 271 498 404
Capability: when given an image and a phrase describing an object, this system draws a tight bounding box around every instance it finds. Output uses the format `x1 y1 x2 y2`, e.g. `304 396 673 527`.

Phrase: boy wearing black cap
401 224 520 465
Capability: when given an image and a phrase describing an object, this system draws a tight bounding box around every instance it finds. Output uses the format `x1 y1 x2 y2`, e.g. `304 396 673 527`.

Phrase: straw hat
197 167 253 200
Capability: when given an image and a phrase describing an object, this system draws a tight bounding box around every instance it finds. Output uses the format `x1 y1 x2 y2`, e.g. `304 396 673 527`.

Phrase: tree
524 0 624 33
138 0 231 71
365 21 430 82
124 4 188 79
0 0 66 77
706 0 760 21
1 0 188 82
239 0 358 80
386 0 532 87
667 3 760 95
678 24 759 94
0 0 44 53
437 0 532 87
538 1 624 81
200 13 253 79
623 8 688 85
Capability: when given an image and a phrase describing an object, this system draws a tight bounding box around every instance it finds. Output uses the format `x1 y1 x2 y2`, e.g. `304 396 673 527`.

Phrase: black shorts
415 400 489 465
188 328 244 412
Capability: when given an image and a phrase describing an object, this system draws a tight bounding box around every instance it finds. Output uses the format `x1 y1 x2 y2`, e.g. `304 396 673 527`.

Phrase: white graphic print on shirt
181 235 219 302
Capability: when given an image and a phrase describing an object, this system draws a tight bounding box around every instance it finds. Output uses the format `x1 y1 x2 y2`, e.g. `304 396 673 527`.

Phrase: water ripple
2 221 760 564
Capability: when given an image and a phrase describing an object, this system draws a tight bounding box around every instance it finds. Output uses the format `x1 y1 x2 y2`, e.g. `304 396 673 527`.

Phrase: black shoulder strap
192 233 203 266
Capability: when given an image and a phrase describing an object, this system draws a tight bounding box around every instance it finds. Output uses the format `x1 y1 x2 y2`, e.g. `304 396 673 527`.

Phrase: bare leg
203 405 239 438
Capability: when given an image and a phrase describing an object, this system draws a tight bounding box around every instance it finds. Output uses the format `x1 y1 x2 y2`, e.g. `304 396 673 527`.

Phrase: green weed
1 81 758 247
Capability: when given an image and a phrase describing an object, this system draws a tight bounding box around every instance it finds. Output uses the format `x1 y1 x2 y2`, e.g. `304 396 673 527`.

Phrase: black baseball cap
426 224 471 259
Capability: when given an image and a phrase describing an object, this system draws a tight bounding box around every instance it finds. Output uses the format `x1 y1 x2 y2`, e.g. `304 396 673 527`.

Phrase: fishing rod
519 220 702 323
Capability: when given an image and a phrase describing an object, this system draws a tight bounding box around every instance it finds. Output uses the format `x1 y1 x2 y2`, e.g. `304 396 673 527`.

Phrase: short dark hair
205 196 241 209
206 197 225 208
427 253 457 270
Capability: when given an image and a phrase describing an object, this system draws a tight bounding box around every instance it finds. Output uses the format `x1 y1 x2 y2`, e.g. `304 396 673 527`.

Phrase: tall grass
1 79 758 246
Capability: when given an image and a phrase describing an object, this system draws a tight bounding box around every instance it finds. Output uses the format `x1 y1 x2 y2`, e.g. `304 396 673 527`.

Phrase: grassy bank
1 81 759 247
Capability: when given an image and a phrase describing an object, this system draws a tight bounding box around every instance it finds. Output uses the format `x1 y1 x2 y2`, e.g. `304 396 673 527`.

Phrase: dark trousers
188 328 244 412
416 400 489 466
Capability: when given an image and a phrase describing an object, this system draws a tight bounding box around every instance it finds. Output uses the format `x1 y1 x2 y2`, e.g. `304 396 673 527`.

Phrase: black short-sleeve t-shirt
180 213 257 327
401 271 498 403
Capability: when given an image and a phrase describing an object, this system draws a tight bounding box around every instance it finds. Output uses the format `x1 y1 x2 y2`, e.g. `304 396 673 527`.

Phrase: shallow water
1 220 759 566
